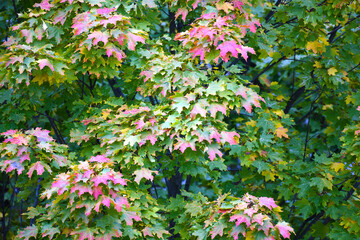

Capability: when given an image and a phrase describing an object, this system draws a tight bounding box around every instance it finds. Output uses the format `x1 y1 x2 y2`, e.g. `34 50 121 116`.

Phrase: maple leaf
122 210 141 226
189 46 207 61
106 45 126 61
209 104 226 118
142 0 157 8
190 103 207 118
133 119 146 130
70 185 93 197
92 174 111 187
27 161 46 178
216 40 240 62
102 196 111 208
54 10 68 25
238 46 255 61
20 29 34 44
70 228 96 240
114 197 129 212
229 213 251 227
88 31 109 45
275 222 294 239
258 197 278 210
328 67 337 76
252 213 265 225
221 131 240 145
275 127 289 138
146 134 157 145
34 0 54 11
96 7 116 15
18 225 38 240
20 154 30 163
1 129 17 136
89 155 110 163
210 221 225 239
110 173 127 185
258 220 274 236
127 32 145 51
243 207 257 217
31 128 53 142
133 168 158 184
216 2 234 13
175 8 189 22
206 144 223 160
51 173 70 195
41 224 60 239
38 59 55 71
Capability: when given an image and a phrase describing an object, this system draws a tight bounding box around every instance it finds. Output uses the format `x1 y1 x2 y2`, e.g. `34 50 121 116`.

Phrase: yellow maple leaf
314 61 322 68
306 41 322 54
328 67 337 76
331 162 344 172
216 2 234 14
275 127 289 138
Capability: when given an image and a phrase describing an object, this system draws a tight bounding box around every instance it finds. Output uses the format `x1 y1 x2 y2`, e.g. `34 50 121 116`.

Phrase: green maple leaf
310 177 333 192
172 97 190 113
124 135 141 147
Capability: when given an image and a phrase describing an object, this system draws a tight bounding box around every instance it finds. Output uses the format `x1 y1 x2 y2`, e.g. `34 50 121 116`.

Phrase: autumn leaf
122 210 141 226
206 144 223 161
127 32 145 51
133 168 158 184
175 8 189 22
27 161 46 178
258 197 278 210
328 67 337 76
34 0 54 11
88 31 109 45
275 222 294 239
210 221 225 239
275 127 289 138
38 59 55 71
18 225 38 240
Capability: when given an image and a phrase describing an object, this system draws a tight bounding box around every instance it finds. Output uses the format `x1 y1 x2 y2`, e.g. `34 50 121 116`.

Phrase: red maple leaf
31 128 53 142
91 174 111 187
209 104 227 118
106 45 126 61
175 8 189 22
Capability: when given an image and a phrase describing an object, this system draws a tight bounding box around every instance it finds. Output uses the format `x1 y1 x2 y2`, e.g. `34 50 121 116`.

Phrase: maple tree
0 0 359 239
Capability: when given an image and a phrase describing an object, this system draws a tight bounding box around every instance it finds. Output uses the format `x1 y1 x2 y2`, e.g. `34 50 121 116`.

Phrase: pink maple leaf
34 0 54 11
214 16 228 28
217 40 239 62
243 207 257 217
133 168 158 184
175 8 188 22
252 213 265 225
111 173 127 185
145 134 157 145
5 160 24 175
54 10 68 25
106 46 126 61
238 46 255 61
122 210 141 226
1 129 17 136
92 186 103 200
71 185 93 197
38 59 54 71
243 101 252 113
190 103 207 118
210 130 222 143
210 222 225 239
102 196 111 208
97 7 116 15
221 131 240 145
258 221 274 236
229 214 251 227
127 32 145 51
31 128 53 142
89 155 110 163
236 85 248 99
189 46 206 61
114 197 129 212
20 154 30 163
91 174 111 186
20 29 34 44
206 144 223 161
71 12 91 35
51 173 69 195
275 222 294 239
259 197 278 210
27 161 45 178
209 104 227 118
88 31 109 45
134 120 146 130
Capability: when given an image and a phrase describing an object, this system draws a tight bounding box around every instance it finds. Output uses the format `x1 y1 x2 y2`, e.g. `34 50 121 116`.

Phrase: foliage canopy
0 0 360 239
